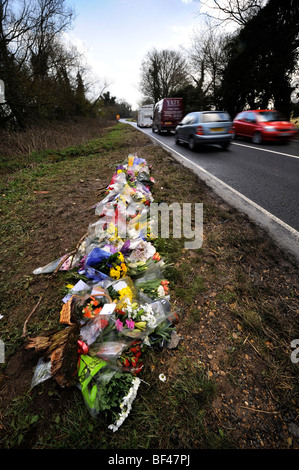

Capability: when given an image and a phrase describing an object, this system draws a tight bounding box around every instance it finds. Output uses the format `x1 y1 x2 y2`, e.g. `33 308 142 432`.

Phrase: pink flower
115 319 123 331
126 319 135 330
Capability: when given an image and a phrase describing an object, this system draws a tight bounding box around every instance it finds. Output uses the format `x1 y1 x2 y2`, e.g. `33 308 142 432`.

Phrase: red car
233 110 297 144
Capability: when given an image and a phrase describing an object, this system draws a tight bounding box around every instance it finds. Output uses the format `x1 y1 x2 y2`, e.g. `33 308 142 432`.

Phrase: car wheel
221 142 230 150
175 133 180 145
252 131 262 144
188 136 196 151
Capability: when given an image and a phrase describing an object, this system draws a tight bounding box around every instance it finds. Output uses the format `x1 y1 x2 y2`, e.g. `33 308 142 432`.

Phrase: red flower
77 340 89 355
115 308 126 315
98 317 108 329
131 357 138 367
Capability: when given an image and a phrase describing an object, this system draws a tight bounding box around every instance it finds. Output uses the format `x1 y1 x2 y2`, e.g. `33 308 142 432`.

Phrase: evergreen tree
220 0 299 117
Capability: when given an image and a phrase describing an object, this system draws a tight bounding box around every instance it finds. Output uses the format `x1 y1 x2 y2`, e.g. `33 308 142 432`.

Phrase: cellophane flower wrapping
32 154 178 430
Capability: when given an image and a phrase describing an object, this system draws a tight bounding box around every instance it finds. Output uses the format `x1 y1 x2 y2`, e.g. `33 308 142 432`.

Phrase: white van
137 104 154 128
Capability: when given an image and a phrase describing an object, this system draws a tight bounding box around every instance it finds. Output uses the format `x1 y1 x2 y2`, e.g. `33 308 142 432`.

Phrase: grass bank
0 122 298 450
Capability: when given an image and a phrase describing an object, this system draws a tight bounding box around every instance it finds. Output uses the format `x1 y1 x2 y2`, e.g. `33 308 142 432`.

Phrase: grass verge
0 122 298 450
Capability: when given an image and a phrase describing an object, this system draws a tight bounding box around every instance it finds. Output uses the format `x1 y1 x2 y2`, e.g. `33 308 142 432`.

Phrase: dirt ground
0 127 298 450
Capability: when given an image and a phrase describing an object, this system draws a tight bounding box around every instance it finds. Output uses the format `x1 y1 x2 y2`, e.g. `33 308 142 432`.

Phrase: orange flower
93 307 102 315
83 307 93 318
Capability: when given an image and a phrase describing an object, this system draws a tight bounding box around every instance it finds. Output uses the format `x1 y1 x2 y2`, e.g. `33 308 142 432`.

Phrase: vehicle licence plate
211 127 224 132
164 122 172 125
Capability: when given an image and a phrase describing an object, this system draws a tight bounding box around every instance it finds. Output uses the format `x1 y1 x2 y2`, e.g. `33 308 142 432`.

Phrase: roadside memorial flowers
29 154 180 431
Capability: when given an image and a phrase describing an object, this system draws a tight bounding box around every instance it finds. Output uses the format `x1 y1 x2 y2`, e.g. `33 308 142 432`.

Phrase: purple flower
120 240 131 257
78 255 87 270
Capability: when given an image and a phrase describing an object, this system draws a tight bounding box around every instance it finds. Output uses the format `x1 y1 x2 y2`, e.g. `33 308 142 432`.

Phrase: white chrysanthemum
141 312 157 329
108 377 141 433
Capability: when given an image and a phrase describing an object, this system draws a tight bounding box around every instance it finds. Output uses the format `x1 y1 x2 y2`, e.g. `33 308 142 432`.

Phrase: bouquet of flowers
31 154 181 433
82 247 128 281
118 340 143 375
135 278 170 300
77 353 140 427
112 301 158 340
105 279 135 307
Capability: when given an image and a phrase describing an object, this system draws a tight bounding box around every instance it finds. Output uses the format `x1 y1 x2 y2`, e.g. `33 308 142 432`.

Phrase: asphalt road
125 121 299 234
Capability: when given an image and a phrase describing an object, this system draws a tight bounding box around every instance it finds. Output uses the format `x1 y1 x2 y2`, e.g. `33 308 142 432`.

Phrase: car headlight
264 126 276 131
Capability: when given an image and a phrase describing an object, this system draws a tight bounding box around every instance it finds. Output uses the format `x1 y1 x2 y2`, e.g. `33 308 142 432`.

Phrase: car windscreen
202 112 230 122
258 111 286 122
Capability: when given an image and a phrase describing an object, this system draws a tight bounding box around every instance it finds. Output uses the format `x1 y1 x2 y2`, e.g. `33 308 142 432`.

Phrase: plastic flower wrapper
134 277 170 301
62 279 91 304
30 357 52 389
80 313 111 346
80 247 128 282
126 239 156 264
125 211 150 240
110 300 162 342
126 253 166 279
103 277 136 306
136 171 155 188
116 340 144 375
77 354 107 418
33 251 82 275
85 313 135 364
148 319 176 348
77 356 141 428
105 171 127 198
77 347 142 425
126 156 150 178
119 183 148 207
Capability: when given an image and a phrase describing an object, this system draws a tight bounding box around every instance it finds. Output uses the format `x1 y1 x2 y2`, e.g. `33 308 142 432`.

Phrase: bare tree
198 0 268 27
0 0 84 126
139 48 189 103
28 0 75 78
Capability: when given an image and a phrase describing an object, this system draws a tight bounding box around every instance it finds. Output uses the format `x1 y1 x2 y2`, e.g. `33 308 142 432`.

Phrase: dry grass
0 117 115 157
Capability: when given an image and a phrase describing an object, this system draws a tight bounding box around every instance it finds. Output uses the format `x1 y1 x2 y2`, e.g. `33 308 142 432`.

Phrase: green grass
0 122 298 450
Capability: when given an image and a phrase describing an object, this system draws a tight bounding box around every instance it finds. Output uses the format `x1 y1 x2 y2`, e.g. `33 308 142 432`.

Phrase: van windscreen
202 112 230 122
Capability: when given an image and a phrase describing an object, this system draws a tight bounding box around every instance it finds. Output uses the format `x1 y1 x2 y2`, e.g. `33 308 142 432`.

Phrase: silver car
175 111 233 150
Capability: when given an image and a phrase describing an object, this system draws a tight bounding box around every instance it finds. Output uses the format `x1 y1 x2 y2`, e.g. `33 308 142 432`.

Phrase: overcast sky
65 0 210 109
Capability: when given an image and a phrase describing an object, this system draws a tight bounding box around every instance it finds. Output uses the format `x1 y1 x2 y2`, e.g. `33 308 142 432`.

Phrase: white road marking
232 142 299 159
149 133 299 238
